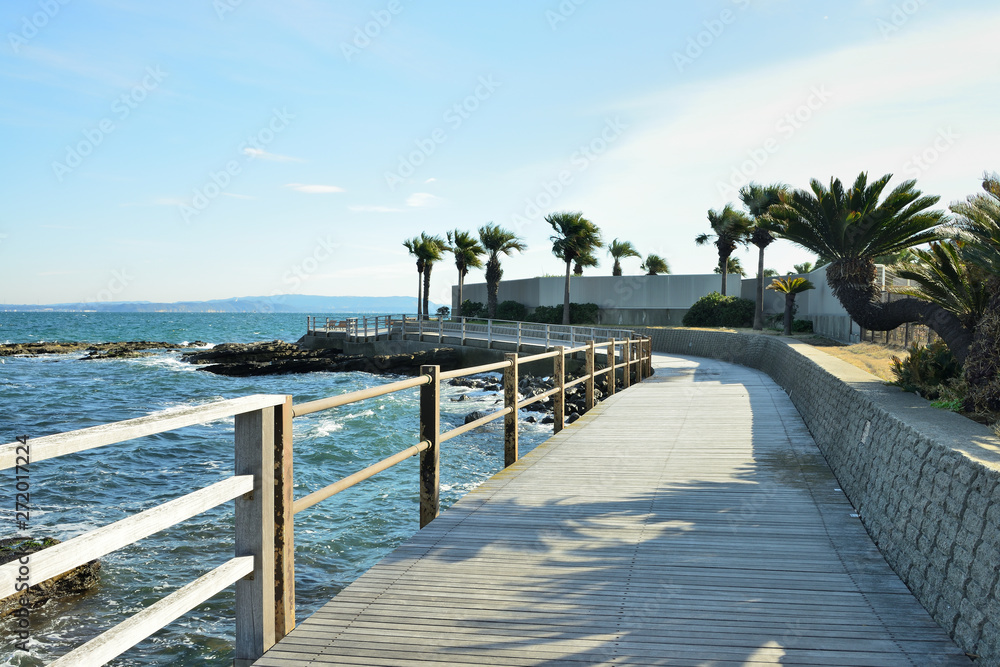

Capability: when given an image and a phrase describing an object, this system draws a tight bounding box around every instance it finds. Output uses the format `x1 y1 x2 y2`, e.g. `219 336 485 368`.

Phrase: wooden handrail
440 406 513 443
292 375 430 417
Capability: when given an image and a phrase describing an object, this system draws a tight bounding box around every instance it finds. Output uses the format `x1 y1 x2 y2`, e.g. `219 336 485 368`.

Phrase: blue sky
2 0 998 306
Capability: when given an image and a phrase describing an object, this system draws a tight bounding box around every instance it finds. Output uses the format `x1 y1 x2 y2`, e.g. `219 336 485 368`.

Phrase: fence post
585 340 595 411
517 322 522 352
272 396 295 641
503 353 519 467
419 365 441 528
607 339 616 396
438 317 443 342
234 406 277 666
461 317 467 345
545 324 550 348
487 319 493 348
553 346 565 434
418 315 424 340
570 328 576 347
623 341 631 389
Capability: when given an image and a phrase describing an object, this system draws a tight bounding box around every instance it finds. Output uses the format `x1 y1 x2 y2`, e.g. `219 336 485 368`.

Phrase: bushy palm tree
889 242 990 329
608 239 641 276
402 236 425 318
766 172 971 362
573 250 599 276
767 277 815 335
696 204 753 295
446 230 484 318
713 257 746 277
478 223 526 319
740 182 786 330
547 211 603 325
415 233 449 320
640 254 669 275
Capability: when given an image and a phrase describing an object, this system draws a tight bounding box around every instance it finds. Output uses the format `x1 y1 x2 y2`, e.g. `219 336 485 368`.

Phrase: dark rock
525 416 536 424
541 415 554 424
0 538 100 618
1 341 203 358
567 412 581 424
450 393 470 402
483 383 502 392
464 410 488 424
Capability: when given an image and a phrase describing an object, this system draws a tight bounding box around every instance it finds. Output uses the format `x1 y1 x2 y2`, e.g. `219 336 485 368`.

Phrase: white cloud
284 183 345 194
348 205 403 213
243 148 304 162
406 192 444 207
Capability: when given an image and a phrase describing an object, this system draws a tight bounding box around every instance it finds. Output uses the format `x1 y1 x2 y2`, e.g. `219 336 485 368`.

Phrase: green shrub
890 341 963 400
682 292 755 328
496 300 528 321
791 319 813 333
459 300 485 318
527 303 600 324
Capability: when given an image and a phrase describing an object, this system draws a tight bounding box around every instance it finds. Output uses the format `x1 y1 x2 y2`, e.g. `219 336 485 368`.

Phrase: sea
0 312 552 666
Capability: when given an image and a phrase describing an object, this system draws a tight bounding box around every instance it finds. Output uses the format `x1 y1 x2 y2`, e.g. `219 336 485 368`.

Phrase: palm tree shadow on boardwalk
274 356 968 666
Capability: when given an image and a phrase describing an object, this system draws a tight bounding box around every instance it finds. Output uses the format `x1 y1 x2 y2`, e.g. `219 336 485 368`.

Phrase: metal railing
0 338 653 665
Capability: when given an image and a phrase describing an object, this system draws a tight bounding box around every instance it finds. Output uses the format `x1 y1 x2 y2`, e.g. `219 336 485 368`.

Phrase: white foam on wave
311 419 344 438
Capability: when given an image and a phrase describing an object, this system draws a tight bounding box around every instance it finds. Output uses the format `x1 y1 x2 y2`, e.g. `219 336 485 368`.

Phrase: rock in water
0 538 100 618
464 410 489 424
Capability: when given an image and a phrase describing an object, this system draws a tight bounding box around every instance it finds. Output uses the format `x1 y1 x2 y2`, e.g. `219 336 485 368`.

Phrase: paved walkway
254 354 969 666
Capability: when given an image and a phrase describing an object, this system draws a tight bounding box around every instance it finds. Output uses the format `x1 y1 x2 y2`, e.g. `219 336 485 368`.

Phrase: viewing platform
252 353 969 666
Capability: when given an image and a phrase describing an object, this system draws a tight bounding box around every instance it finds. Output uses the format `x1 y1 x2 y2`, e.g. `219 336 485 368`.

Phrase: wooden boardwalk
254 354 970 666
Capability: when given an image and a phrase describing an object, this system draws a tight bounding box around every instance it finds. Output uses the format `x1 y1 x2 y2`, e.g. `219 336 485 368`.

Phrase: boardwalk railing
0 336 651 666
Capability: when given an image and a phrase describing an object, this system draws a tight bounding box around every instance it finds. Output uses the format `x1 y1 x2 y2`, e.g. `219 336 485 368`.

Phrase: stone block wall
634 328 1000 662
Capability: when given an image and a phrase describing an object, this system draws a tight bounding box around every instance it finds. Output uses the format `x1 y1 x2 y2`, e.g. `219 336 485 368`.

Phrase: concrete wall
634 327 1000 662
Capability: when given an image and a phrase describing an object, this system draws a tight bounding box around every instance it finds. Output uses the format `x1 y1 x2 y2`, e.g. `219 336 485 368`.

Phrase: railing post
623 341 631 389
503 353 518 467
234 406 276 666
553 346 565 434
517 322 522 352
273 396 295 642
487 319 493 348
545 324 550 348
419 365 441 528
461 317 467 345
438 316 443 342
607 339 616 396
585 340 595 411
570 328 575 347
418 315 424 340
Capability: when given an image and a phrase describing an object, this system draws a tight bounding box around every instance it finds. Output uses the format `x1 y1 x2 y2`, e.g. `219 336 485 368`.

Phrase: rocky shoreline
452 371 613 426
0 341 208 359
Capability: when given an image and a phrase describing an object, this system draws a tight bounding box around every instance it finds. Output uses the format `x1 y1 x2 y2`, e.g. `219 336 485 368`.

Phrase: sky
2 0 999 307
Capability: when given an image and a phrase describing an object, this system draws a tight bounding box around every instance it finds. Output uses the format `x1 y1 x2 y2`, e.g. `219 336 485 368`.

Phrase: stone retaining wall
634 328 1000 663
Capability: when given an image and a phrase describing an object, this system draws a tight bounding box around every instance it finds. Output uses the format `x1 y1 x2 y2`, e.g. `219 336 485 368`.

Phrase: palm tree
767 277 815 335
608 239 641 276
889 242 990 330
740 182 786 330
695 204 753 295
478 223 526 319
713 257 746 277
573 250 599 276
413 233 449 320
446 230 484 318
402 236 425 318
765 172 972 362
547 211 603 325
792 262 814 274
640 254 670 275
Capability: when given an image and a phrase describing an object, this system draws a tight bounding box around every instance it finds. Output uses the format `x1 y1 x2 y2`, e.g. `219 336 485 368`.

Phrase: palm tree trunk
456 270 464 318
563 259 572 325
416 269 423 318
423 264 432 321
784 294 794 336
754 247 766 330
486 258 500 319
613 260 622 277
719 253 729 296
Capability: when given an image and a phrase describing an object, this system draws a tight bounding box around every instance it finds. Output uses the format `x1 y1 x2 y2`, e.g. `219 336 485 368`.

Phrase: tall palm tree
695 204 753 295
478 223 526 319
713 257 746 277
608 239 641 276
413 233 449 321
766 172 971 362
573 250 599 276
402 236 425 318
547 211 603 325
640 254 670 275
766 277 815 335
446 230 484 318
740 182 787 330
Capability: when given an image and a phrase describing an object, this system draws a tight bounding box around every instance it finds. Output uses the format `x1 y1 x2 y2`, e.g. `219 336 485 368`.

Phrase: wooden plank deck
254 353 970 666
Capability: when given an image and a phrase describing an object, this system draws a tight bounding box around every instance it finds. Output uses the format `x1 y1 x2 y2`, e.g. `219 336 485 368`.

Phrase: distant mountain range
2 295 447 314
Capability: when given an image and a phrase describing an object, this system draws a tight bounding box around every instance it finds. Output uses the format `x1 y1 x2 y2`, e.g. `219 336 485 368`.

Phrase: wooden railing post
234 407 277 666
272 396 295 642
503 353 518 467
419 366 440 528
623 341 631 389
585 340 595 411
607 339 616 396
553 346 565 434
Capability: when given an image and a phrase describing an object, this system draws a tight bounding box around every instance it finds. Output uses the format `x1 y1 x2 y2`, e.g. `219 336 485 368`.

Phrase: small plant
890 341 963 400
496 300 528 321
459 300 485 318
435 306 450 320
682 292 755 328
791 319 813 333
527 303 600 324
930 398 964 412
